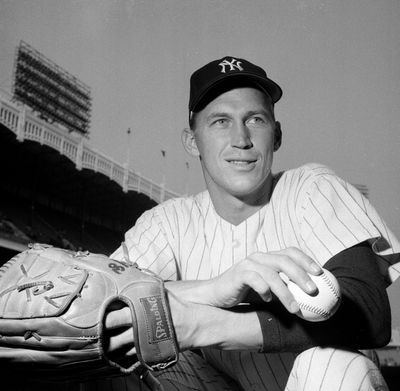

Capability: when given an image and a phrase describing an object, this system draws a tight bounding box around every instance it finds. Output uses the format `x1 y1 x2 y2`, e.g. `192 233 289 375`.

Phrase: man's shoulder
278 163 336 187
283 162 335 178
273 163 338 200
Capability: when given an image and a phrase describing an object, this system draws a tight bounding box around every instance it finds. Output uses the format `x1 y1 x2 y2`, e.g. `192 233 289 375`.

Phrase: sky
1 0 400 326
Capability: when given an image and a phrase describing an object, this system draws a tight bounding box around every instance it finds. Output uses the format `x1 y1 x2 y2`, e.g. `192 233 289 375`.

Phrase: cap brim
190 72 282 113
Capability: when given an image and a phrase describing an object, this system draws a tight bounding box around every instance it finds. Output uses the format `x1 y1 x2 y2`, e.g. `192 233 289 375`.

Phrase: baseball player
104 56 400 390
10 56 400 391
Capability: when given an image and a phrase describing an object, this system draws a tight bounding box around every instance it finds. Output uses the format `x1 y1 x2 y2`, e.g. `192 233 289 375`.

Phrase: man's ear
181 127 200 157
274 121 282 152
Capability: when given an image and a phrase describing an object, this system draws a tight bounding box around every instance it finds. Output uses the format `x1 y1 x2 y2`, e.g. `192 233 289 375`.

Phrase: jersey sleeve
256 243 391 352
110 207 179 281
297 165 400 284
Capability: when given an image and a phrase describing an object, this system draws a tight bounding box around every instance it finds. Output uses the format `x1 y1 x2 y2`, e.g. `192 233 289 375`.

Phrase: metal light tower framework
12 41 92 137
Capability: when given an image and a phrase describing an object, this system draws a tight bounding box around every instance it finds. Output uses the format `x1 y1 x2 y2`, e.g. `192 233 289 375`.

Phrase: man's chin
227 177 272 204
228 183 265 200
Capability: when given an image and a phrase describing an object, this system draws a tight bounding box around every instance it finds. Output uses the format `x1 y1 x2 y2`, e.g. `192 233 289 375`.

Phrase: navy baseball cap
189 56 282 118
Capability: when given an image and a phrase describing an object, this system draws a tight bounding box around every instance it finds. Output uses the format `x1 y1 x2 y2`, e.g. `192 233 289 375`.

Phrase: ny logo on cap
218 58 243 73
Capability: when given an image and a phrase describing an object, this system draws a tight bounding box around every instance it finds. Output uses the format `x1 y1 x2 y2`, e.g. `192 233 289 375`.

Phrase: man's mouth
226 159 257 167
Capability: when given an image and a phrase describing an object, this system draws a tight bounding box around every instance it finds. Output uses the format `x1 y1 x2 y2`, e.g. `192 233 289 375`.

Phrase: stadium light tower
12 41 92 137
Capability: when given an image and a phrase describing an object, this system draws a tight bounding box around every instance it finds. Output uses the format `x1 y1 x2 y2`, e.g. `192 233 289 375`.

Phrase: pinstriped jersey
110 163 400 390
111 163 400 283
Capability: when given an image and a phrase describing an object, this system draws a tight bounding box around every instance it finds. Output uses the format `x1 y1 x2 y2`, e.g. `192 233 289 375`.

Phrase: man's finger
282 247 322 275
276 256 318 295
239 264 299 312
249 252 318 296
240 270 272 302
261 269 300 313
106 327 136 356
104 306 131 329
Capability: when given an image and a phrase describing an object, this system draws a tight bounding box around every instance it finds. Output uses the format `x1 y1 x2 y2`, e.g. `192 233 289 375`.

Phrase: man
11 57 398 391
105 56 400 390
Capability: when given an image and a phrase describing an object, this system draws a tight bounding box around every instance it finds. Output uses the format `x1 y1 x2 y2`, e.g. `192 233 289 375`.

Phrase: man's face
191 87 279 202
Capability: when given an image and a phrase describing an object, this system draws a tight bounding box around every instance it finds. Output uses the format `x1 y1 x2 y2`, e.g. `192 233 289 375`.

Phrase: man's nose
231 123 253 149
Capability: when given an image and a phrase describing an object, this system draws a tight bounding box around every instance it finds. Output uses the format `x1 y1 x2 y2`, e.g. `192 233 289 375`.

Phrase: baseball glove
0 243 178 381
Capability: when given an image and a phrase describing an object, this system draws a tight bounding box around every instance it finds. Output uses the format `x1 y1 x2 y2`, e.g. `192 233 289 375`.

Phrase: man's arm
105 243 390 356
105 246 322 355
256 242 391 352
104 282 264 354
166 291 263 351
167 242 390 352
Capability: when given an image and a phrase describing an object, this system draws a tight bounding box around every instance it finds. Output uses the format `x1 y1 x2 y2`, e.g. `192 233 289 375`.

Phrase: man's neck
207 176 273 226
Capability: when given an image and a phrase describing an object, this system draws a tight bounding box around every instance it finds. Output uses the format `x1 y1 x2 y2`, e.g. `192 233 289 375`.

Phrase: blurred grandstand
0 42 178 263
0 89 179 263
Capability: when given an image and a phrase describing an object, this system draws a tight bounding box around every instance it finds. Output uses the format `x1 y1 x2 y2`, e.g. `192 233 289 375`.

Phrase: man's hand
104 303 136 362
210 247 322 312
179 247 322 314
0 244 179 380
104 289 198 354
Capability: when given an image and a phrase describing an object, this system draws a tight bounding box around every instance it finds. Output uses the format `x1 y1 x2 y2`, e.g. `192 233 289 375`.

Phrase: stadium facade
0 90 178 259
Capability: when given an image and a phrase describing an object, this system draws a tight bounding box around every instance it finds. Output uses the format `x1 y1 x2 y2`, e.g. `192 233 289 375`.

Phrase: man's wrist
165 279 215 305
165 287 199 351
165 281 218 350
165 282 263 351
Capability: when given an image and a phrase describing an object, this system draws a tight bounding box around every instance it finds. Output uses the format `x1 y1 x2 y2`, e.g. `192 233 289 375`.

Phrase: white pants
154 348 388 391
12 348 388 391
285 347 387 391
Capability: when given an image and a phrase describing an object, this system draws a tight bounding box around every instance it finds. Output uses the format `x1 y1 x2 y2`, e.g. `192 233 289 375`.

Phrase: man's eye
212 119 228 126
248 117 264 125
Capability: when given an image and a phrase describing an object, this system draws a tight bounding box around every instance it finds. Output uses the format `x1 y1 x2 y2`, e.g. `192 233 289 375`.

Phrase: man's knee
287 347 388 391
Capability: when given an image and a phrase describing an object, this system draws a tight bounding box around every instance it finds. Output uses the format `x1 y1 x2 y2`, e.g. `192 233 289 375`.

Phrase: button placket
232 223 247 263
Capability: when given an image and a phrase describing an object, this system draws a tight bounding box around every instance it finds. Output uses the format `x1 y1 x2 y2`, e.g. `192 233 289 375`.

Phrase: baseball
280 268 341 322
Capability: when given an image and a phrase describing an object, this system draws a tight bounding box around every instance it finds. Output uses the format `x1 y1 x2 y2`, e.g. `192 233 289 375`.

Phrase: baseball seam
296 271 340 320
321 272 340 300
298 302 330 318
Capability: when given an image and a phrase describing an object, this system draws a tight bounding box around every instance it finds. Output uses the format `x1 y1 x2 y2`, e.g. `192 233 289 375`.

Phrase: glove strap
102 270 179 374
135 287 179 371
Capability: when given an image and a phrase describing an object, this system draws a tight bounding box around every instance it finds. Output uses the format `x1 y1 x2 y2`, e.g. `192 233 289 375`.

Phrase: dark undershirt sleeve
254 242 391 353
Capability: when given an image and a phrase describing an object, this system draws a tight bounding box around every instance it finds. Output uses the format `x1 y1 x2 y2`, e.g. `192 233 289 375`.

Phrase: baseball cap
189 56 282 118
